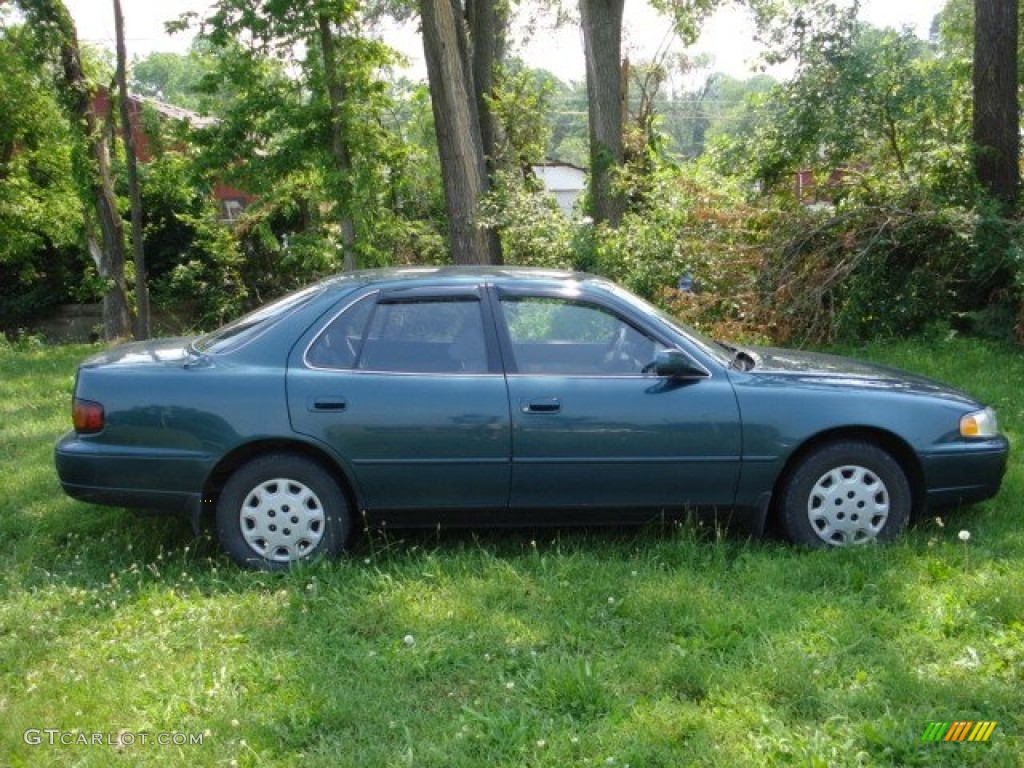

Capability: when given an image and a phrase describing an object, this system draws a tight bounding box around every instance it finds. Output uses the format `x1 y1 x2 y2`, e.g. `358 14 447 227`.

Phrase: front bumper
920 436 1010 509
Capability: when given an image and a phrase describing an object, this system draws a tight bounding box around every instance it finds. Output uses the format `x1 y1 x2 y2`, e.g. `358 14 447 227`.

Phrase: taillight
72 398 104 433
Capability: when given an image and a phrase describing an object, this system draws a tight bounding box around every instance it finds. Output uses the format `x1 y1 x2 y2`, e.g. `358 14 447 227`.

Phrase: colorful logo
921 721 998 742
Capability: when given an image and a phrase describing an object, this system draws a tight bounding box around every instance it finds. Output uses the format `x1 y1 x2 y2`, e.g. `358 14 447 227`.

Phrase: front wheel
216 453 350 570
780 441 911 548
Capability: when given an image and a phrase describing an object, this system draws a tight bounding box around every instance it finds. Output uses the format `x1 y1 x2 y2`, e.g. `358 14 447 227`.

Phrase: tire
780 440 910 548
216 453 350 570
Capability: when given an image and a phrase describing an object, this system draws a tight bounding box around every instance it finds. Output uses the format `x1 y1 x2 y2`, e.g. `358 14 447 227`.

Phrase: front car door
493 285 742 513
287 285 511 513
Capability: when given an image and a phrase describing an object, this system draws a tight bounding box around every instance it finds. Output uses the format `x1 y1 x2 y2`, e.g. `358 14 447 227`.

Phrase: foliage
715 21 970 203
137 152 247 329
755 202 981 343
130 48 218 113
0 26 77 312
480 169 580 270
0 17 97 332
175 0 428 275
592 161 775 342
546 75 589 166
488 62 557 171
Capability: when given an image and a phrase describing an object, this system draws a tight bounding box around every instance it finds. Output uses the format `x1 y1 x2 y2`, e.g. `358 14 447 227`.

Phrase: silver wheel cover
239 478 326 562
807 464 889 546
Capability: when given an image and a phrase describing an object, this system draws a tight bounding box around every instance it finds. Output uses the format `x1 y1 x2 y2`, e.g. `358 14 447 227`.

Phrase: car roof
317 265 597 294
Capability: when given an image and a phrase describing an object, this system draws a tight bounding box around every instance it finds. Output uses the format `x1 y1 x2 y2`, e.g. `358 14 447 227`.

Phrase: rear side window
306 296 375 369
308 297 489 374
193 283 323 354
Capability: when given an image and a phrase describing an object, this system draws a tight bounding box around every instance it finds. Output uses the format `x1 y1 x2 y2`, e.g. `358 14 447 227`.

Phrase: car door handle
522 397 561 414
309 397 347 412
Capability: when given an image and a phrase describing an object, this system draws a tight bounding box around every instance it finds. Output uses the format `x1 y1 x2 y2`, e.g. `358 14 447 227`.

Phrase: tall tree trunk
18 0 131 340
420 0 501 265
465 0 505 167
973 0 1020 210
115 0 150 338
580 0 627 226
465 0 505 264
317 13 357 272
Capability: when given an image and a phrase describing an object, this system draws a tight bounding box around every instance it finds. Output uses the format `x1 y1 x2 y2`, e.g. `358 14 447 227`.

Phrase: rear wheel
780 441 910 548
216 453 350 570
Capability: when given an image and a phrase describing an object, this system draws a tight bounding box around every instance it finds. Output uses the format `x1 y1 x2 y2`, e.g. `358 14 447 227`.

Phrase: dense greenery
1 0 1023 343
1 338 1021 766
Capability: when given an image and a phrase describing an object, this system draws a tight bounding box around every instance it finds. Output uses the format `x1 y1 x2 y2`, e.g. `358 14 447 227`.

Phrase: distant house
530 161 587 216
90 89 255 222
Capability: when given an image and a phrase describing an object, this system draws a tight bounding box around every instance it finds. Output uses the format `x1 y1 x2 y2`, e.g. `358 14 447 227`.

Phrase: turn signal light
72 398 104 434
960 407 998 438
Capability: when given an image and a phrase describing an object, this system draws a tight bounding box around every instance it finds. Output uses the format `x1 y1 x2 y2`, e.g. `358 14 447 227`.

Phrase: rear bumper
54 431 209 516
920 436 1009 509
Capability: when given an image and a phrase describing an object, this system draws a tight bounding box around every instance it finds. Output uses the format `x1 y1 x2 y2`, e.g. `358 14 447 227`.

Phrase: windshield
191 283 324 354
593 279 733 365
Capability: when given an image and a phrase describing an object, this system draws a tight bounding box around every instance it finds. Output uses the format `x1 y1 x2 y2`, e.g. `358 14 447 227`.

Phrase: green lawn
1 337 1021 767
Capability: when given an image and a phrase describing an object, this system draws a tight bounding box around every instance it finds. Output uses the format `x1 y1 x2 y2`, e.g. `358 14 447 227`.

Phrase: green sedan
55 267 1009 570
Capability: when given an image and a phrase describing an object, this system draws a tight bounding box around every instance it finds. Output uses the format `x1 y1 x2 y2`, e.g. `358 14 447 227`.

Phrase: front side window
308 296 489 373
500 297 665 375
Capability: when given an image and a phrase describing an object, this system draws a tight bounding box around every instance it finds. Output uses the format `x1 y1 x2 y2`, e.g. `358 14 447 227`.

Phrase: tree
578 0 720 225
114 0 150 338
130 50 214 112
579 0 627 225
717 2 971 204
419 0 502 264
417 0 504 264
467 0 506 169
179 0 405 274
973 0 1020 209
317 11 357 271
16 0 131 340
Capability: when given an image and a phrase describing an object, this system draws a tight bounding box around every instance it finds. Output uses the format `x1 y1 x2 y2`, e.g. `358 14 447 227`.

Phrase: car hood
81 337 196 368
745 347 979 405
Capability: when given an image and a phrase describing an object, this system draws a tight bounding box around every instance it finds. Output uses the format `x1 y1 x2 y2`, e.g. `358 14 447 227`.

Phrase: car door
494 287 742 511
287 286 511 512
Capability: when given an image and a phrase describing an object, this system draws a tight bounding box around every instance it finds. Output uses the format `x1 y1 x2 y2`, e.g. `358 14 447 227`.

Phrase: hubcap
239 478 326 562
807 465 889 546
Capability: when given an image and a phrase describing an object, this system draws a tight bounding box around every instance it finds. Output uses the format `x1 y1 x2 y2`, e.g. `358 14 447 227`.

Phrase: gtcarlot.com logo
24 729 204 747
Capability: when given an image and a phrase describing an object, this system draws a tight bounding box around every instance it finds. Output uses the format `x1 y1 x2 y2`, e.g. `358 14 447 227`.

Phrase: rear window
191 283 324 354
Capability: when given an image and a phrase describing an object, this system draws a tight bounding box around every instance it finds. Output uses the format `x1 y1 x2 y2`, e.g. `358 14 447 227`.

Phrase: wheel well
768 427 927 525
201 440 359 522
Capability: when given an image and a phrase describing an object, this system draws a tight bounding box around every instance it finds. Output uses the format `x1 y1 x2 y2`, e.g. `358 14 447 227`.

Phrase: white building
530 162 587 217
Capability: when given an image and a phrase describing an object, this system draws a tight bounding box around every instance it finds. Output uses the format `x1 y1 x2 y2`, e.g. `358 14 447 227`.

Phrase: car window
359 299 488 373
193 283 324 354
306 295 376 369
309 297 489 373
500 297 666 375
334 298 489 374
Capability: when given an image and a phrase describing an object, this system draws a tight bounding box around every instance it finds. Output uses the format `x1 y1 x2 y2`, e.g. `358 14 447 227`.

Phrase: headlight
960 407 999 438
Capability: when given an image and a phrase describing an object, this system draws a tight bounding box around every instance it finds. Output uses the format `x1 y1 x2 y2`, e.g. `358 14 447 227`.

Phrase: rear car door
287 286 511 512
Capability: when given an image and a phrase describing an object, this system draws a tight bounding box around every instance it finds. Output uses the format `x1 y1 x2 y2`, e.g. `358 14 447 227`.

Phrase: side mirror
653 349 708 378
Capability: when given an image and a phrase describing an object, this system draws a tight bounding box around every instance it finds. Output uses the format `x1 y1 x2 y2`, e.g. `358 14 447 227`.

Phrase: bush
755 202 978 344
498 158 1022 348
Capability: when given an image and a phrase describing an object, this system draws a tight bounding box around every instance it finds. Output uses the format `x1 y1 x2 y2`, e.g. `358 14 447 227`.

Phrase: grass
0 335 1022 767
